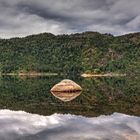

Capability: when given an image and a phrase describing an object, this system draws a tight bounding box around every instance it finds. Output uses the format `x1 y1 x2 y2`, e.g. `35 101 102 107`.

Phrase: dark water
0 75 140 117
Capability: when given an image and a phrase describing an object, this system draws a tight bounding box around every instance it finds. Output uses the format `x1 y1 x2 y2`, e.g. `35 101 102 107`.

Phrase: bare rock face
51 91 81 102
51 79 82 92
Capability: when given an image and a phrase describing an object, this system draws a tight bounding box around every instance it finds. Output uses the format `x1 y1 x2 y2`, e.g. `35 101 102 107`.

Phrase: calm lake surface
0 75 139 117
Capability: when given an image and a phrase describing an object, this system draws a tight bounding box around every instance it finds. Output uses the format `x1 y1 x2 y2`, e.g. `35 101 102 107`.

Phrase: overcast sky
0 0 140 38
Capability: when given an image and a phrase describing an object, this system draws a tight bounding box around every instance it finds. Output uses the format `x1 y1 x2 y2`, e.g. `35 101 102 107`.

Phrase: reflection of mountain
0 76 140 116
51 91 82 102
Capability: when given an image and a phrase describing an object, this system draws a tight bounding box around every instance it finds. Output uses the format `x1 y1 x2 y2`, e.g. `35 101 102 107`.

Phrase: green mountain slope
0 32 139 75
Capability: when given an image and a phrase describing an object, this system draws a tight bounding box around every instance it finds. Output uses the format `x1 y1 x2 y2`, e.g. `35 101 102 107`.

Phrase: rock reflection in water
51 91 82 102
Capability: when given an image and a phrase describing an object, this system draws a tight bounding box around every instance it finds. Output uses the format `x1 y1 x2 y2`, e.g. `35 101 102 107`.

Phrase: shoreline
0 72 126 78
1 72 58 77
81 73 126 78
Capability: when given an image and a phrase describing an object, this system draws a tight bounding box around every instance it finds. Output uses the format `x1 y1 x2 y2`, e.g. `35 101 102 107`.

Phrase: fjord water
0 75 139 117
0 75 140 140
0 110 140 140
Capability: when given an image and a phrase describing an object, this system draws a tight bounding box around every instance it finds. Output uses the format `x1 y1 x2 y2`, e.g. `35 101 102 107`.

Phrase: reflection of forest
0 75 139 117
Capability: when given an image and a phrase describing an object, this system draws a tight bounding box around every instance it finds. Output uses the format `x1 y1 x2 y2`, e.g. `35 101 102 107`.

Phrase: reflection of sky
0 110 140 140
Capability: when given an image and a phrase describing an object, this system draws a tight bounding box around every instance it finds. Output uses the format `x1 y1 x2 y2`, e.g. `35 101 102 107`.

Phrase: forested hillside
0 32 139 75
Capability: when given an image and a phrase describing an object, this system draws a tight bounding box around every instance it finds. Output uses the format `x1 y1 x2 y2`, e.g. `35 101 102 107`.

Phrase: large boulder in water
51 79 82 92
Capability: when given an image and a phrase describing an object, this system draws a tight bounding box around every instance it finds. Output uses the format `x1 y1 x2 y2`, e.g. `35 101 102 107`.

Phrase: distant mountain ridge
0 31 139 75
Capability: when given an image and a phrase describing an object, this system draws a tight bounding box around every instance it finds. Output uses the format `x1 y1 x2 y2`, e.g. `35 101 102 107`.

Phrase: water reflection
0 110 140 140
0 75 139 117
51 91 82 102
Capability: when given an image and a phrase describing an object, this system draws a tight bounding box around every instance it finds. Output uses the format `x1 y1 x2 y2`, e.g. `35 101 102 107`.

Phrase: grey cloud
0 0 140 38
16 2 74 22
